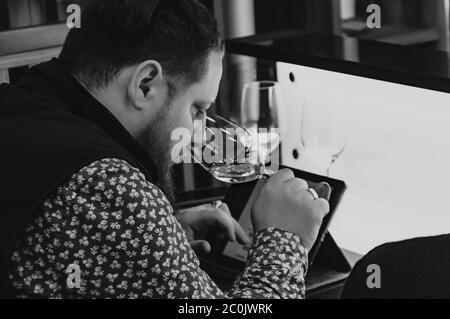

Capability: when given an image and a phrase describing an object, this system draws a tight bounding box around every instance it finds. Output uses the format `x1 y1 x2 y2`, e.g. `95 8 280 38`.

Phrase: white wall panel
278 62 450 254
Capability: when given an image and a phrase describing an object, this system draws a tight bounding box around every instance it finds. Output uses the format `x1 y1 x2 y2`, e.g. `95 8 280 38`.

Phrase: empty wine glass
240 81 286 175
300 97 347 176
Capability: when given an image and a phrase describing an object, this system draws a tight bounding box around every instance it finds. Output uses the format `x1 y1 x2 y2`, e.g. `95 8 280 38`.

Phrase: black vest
0 59 159 297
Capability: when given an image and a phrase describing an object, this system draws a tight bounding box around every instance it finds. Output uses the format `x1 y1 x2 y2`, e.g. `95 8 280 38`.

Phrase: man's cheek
169 112 191 141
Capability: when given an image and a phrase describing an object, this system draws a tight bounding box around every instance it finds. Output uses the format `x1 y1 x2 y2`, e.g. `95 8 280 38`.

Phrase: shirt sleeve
225 228 308 299
8 158 308 299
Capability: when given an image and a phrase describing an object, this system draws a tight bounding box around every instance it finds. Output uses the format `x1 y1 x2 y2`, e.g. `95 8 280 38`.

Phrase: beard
136 103 176 203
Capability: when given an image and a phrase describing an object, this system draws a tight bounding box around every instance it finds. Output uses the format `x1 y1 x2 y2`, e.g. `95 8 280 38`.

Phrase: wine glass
189 81 286 184
300 97 347 176
190 112 262 184
240 81 286 175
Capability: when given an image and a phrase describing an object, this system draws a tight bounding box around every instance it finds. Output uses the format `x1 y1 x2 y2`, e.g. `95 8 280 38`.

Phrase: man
0 0 329 298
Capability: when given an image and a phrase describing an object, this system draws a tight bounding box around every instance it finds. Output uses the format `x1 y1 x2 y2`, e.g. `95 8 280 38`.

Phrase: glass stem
259 162 266 175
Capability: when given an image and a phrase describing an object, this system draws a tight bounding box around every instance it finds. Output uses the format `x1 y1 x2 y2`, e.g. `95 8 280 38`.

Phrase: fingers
314 182 331 201
214 209 237 242
216 203 250 244
311 182 331 216
269 169 330 219
285 177 308 191
270 169 310 194
217 202 231 215
269 168 295 185
316 198 330 217
232 218 250 245
190 240 211 256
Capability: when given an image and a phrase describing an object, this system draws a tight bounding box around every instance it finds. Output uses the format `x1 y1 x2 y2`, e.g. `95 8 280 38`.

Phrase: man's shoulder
77 158 147 183
0 82 105 135
0 81 66 114
66 158 167 200
46 157 173 225
0 83 130 167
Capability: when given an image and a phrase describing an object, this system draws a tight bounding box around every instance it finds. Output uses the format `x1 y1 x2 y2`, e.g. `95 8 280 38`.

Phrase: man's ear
128 60 163 110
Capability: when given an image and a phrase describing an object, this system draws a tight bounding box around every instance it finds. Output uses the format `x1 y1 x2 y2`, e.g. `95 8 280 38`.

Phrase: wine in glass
189 81 286 184
191 112 262 184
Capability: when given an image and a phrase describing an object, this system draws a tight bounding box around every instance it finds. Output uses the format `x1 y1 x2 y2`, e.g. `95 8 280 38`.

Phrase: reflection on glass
301 98 347 176
240 81 286 175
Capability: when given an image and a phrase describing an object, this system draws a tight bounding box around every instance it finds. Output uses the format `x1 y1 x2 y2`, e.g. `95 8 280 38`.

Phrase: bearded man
0 0 329 298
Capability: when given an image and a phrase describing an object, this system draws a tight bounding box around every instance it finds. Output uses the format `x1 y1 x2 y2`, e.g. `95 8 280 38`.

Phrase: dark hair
59 0 223 90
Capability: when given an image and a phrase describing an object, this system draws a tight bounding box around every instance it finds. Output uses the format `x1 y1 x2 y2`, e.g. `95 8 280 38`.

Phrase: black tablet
203 165 346 273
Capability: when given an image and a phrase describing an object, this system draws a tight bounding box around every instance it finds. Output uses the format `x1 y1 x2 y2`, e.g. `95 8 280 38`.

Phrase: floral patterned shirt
8 158 308 299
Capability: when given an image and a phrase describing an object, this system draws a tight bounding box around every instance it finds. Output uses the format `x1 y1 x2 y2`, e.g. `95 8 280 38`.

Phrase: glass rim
204 112 254 136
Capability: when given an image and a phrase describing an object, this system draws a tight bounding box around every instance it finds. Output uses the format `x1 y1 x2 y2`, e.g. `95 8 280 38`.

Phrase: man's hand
176 203 250 256
252 169 330 251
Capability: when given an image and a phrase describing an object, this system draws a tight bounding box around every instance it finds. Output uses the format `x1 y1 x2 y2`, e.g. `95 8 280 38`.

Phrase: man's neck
75 76 139 139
